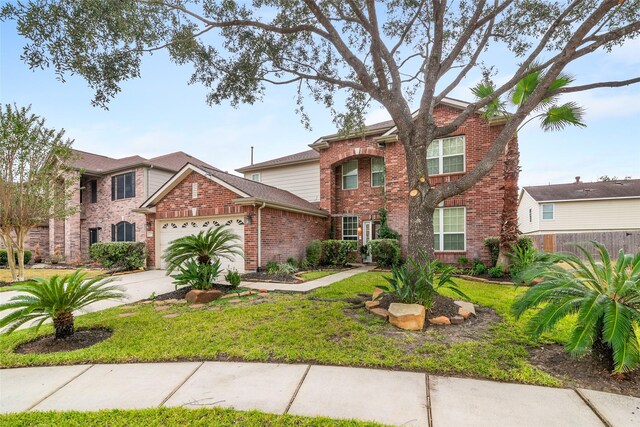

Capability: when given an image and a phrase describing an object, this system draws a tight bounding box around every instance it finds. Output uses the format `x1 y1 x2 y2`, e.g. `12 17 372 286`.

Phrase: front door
89 228 99 247
362 221 373 263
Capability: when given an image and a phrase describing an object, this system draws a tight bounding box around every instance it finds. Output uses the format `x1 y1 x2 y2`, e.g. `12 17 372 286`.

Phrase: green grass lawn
299 270 341 281
0 407 385 427
0 272 571 387
0 269 108 292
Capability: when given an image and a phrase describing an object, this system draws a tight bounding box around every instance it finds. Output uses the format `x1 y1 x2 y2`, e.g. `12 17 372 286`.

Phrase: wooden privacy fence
531 231 640 257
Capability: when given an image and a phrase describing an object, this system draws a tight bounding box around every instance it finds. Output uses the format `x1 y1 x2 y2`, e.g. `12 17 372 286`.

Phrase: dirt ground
15 328 112 354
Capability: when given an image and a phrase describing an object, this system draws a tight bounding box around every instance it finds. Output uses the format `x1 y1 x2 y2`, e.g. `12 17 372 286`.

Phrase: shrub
286 257 297 267
488 266 504 278
484 236 535 267
171 259 221 290
0 249 33 266
305 240 322 268
367 239 401 268
266 260 279 274
224 268 241 288
382 250 468 308
457 256 468 267
276 262 297 275
513 242 640 374
507 244 551 282
320 240 357 266
89 242 147 271
298 257 310 270
473 262 487 275
377 208 400 239
0 270 125 339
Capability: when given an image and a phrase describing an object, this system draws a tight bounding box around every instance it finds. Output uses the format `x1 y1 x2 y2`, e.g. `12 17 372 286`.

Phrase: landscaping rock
372 288 385 300
227 299 242 303
236 291 254 297
154 305 170 311
458 308 473 320
259 289 269 293
365 301 380 309
163 313 180 319
454 300 476 316
164 299 180 304
450 315 464 325
154 300 168 305
120 305 136 310
31 264 47 269
388 303 426 331
370 308 390 319
190 304 205 309
428 316 451 326
185 289 223 304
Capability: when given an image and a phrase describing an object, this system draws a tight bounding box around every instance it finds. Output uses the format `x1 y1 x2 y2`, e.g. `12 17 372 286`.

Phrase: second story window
371 158 385 187
251 173 261 182
342 159 358 190
427 136 465 175
112 172 135 200
90 180 97 203
542 204 554 220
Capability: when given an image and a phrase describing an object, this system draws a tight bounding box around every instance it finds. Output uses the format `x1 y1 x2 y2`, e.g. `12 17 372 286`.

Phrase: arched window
111 221 136 242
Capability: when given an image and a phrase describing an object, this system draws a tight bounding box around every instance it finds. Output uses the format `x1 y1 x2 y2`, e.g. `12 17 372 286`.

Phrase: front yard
0 271 635 395
0 269 108 292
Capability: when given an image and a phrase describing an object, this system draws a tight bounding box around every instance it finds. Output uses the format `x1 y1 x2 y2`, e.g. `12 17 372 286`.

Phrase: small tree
0 104 75 281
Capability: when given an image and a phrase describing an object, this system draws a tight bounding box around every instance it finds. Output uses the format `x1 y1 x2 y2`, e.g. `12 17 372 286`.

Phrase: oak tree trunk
53 311 75 340
496 137 521 270
1 233 18 282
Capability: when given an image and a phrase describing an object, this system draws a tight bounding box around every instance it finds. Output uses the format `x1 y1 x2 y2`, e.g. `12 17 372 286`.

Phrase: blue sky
1 19 639 187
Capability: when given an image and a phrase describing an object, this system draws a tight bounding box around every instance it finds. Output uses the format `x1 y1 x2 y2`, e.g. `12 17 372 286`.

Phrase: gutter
232 197 328 218
257 202 266 271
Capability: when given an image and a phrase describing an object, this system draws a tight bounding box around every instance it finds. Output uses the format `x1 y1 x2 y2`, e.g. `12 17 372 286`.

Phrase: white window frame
371 158 385 187
251 173 261 182
342 216 359 240
342 159 358 190
541 204 554 220
427 135 466 176
433 206 466 252
192 182 198 199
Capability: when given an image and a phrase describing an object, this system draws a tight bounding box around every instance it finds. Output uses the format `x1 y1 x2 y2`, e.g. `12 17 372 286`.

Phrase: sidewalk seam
574 388 611 427
27 364 94 411
426 374 433 427
284 364 311 414
158 361 204 407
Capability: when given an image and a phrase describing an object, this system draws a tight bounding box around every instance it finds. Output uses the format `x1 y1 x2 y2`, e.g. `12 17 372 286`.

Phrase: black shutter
111 224 115 241
91 180 97 203
131 172 136 198
130 223 136 242
111 176 115 201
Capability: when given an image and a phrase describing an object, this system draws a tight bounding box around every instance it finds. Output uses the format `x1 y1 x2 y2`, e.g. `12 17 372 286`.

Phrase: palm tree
473 68 586 270
163 226 243 274
0 270 125 339
512 242 640 374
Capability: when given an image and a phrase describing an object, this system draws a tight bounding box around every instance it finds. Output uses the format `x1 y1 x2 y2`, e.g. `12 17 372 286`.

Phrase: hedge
305 240 322 268
89 242 147 271
0 249 32 266
483 236 534 267
320 240 358 266
367 239 401 268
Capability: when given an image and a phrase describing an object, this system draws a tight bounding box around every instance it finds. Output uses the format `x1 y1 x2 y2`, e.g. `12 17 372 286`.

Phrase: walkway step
578 389 640 427
243 265 377 293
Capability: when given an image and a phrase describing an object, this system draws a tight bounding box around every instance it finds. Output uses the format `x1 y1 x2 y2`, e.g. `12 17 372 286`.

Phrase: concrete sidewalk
2 361 638 426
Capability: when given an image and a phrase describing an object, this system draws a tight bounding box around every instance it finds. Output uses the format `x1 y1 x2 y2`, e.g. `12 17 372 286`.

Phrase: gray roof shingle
236 149 319 172
524 179 640 202
71 149 216 174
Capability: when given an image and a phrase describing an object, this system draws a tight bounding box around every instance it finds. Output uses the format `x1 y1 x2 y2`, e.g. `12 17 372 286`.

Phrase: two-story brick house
238 98 514 264
27 150 216 261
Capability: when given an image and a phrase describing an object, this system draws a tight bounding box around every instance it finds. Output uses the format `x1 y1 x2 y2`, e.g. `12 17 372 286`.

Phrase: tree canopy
3 0 639 258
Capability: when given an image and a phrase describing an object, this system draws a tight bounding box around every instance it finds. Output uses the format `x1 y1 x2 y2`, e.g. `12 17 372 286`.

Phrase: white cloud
608 38 640 65
565 90 640 120
365 107 392 125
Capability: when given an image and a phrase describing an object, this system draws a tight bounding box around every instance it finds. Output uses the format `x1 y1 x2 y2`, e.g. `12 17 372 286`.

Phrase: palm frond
540 102 586 132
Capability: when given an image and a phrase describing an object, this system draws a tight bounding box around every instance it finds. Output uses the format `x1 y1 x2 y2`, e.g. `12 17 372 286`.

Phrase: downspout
257 202 266 271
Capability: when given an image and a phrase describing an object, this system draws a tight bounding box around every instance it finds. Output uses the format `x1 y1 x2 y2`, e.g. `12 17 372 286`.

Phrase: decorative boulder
185 289 222 304
454 300 476 316
372 288 385 300
450 315 465 325
365 300 380 309
369 308 390 319
388 303 426 331
428 316 451 325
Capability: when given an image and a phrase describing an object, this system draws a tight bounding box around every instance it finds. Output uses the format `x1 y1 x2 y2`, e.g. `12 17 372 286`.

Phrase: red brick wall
261 207 328 264
318 105 512 264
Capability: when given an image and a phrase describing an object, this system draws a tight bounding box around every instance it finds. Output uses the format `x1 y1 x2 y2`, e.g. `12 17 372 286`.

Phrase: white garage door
158 216 245 273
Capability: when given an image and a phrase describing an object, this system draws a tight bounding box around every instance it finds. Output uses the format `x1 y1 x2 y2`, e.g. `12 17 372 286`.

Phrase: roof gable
523 179 640 202
236 149 319 173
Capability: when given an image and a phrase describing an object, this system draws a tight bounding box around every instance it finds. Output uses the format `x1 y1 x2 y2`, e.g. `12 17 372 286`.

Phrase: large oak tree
4 0 639 259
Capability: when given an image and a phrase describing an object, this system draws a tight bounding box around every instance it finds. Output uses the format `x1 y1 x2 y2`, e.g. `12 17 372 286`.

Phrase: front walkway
2 361 638 426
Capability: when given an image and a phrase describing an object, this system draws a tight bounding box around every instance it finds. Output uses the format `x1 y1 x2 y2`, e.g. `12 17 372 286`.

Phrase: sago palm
513 242 640 373
163 226 243 274
0 270 125 339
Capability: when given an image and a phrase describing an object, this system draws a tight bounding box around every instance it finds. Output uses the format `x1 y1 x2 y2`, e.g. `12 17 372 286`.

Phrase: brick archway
329 147 386 168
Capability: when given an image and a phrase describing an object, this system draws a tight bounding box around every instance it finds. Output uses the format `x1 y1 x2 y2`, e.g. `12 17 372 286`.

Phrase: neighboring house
26 150 216 261
518 178 640 253
236 149 320 203
237 98 514 265
138 164 327 272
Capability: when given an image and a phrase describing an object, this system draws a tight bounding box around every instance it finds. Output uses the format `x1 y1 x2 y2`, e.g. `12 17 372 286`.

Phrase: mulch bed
530 344 640 397
15 328 112 354
150 284 241 301
457 274 515 285
241 272 301 284
375 293 461 319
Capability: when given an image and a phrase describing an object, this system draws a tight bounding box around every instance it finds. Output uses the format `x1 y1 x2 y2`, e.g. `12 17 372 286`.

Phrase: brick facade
318 104 511 264
145 171 327 271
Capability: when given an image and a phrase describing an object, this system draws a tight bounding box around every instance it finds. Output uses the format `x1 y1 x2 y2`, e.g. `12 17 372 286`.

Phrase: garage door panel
158 216 245 273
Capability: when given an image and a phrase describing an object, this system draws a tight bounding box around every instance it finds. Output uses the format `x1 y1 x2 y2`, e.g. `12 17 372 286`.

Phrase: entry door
89 228 99 247
362 221 373 263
